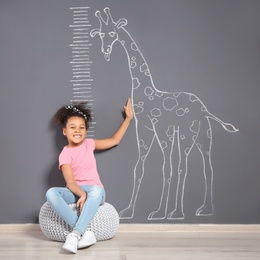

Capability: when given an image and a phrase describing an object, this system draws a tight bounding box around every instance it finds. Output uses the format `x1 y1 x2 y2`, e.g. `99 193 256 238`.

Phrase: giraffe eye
108 32 116 37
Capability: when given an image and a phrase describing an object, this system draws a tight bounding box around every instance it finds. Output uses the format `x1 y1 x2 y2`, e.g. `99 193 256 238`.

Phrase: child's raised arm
94 98 133 150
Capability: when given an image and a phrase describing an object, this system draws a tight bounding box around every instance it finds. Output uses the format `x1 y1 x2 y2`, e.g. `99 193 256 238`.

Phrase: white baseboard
0 224 40 232
118 224 260 232
1 224 260 232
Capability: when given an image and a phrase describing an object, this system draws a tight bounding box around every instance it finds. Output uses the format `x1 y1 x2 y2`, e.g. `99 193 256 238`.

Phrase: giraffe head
90 7 127 61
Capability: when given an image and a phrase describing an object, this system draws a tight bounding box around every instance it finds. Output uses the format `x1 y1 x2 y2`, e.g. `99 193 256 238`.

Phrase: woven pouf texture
39 202 119 242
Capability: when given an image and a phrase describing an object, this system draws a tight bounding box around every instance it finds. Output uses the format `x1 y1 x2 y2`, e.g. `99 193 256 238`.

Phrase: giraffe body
91 8 238 220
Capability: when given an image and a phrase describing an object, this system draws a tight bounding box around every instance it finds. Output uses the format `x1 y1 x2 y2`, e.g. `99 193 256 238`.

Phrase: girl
46 98 133 254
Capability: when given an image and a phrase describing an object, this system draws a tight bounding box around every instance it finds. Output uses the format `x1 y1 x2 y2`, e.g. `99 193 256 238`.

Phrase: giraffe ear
115 18 128 29
90 28 100 37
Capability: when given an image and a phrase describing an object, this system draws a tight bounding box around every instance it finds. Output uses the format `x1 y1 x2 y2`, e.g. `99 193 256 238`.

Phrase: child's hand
77 193 87 212
124 98 134 120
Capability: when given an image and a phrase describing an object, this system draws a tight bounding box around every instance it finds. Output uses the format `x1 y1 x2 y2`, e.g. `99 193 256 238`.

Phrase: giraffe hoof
167 210 184 220
119 207 134 219
196 205 213 216
148 211 166 220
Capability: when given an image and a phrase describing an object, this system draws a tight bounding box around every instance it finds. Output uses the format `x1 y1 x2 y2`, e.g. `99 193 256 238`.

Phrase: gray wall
1 0 260 224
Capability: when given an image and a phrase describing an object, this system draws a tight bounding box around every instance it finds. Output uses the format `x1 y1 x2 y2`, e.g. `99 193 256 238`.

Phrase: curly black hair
54 103 92 129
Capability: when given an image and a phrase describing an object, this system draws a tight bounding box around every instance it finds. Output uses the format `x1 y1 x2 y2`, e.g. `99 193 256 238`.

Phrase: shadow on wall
47 122 66 189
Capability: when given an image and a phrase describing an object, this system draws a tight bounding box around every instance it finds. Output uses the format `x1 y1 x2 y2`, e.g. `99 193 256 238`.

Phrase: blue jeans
46 185 105 236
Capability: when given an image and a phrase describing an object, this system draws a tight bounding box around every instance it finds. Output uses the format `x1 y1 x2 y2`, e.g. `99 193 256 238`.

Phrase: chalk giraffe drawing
90 7 238 220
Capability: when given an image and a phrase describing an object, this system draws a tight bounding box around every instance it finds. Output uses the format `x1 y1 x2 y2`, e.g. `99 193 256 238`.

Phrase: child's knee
46 187 57 201
88 186 104 200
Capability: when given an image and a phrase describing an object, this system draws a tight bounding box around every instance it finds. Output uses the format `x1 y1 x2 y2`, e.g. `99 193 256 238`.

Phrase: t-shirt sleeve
87 138 96 150
59 149 72 170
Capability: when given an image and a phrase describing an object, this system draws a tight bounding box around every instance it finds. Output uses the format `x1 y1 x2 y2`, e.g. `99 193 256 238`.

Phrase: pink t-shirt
59 139 103 188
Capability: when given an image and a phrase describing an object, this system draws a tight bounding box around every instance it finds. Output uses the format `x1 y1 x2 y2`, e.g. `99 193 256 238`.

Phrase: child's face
63 116 87 147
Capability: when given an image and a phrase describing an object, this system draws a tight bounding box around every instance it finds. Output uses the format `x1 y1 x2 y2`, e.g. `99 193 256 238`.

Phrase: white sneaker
78 231 97 249
62 233 80 254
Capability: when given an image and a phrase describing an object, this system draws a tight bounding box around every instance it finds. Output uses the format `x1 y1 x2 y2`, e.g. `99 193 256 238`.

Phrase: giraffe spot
189 94 199 102
201 106 207 112
151 108 162 117
144 145 148 150
163 97 178 111
155 91 163 97
184 147 190 155
190 120 200 134
140 63 148 72
176 108 187 116
207 128 212 138
145 71 151 76
185 108 189 113
141 155 146 161
130 60 137 69
192 135 198 141
132 78 140 89
131 42 138 51
166 125 174 137
138 139 145 147
133 104 144 114
196 143 202 150
161 141 167 149
144 86 154 96
138 101 144 106
151 118 158 125
169 137 173 141
173 92 180 98
131 56 136 61
120 40 125 45
180 135 185 140
149 96 154 100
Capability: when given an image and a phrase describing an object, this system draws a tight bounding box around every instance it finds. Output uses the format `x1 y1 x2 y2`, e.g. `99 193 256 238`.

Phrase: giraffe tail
208 115 239 133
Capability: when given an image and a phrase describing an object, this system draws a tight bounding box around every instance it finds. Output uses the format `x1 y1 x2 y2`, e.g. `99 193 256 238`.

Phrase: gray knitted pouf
39 202 119 242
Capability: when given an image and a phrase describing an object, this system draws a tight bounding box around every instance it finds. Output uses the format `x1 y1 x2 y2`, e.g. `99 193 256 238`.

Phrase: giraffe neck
118 28 158 98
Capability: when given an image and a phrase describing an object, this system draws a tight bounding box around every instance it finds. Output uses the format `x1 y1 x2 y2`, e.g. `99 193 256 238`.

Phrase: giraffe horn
104 7 115 24
95 10 106 25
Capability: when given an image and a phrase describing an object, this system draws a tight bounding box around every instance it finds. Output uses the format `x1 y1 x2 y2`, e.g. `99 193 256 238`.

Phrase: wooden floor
0 230 260 259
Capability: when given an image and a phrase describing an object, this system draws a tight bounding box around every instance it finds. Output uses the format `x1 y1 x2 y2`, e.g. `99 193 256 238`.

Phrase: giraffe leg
195 148 214 216
119 157 143 219
167 154 187 220
167 129 189 220
148 136 174 220
119 133 155 219
195 123 214 216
